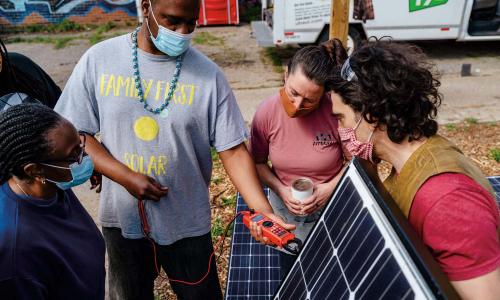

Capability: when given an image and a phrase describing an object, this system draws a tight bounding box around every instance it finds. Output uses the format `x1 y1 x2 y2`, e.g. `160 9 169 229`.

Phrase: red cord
138 199 241 286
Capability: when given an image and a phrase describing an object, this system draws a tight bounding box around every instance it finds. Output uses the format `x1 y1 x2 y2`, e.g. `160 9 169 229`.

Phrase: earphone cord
137 199 241 286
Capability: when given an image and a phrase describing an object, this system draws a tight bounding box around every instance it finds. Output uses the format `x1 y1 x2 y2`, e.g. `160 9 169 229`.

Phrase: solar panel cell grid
488 176 500 205
225 188 283 299
275 173 418 300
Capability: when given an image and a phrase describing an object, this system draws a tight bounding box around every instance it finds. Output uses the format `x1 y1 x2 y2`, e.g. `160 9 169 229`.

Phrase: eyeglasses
76 133 86 165
43 132 87 166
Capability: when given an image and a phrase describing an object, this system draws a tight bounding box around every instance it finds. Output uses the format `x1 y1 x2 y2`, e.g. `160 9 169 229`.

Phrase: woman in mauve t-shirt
249 39 348 275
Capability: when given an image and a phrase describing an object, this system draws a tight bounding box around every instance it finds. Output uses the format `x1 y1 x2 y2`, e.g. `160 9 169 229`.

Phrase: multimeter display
251 214 264 222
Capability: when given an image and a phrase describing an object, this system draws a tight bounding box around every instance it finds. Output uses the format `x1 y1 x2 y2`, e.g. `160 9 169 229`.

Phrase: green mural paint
409 0 448 12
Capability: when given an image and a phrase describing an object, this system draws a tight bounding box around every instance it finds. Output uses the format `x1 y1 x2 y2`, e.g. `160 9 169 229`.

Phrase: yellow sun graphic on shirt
134 116 159 141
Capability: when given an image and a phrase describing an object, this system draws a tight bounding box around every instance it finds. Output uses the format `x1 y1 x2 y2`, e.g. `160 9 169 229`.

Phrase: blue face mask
42 156 95 190
146 2 193 57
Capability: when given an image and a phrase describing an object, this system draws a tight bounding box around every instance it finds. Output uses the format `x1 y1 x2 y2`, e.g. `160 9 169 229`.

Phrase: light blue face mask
146 1 193 57
41 156 95 190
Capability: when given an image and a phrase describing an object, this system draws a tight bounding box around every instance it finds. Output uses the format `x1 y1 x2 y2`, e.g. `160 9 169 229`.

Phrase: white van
252 0 500 48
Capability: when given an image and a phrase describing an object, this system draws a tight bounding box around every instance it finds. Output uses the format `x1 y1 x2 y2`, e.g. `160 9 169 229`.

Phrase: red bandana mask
338 118 378 164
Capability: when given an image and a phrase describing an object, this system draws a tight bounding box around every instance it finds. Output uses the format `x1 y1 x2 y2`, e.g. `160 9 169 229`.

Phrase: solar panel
225 188 283 299
273 158 459 300
225 163 498 299
488 176 500 205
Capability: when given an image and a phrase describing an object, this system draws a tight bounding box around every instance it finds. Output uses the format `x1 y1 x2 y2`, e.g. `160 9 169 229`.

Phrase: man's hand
278 186 305 216
249 213 296 247
301 182 335 215
122 171 168 201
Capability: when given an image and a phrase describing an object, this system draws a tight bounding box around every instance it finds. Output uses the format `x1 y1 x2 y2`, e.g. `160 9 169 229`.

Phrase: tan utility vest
383 135 498 236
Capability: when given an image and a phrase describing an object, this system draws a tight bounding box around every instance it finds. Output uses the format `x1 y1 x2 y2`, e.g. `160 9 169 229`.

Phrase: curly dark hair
331 40 442 143
288 38 348 90
0 103 62 183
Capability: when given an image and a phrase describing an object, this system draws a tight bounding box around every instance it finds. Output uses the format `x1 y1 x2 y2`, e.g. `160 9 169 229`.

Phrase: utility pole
329 0 350 46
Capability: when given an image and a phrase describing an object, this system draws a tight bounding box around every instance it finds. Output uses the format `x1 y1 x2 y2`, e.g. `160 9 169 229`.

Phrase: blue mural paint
0 0 137 25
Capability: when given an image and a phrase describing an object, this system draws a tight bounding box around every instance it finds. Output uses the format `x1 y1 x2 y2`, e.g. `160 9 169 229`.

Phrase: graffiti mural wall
0 0 138 27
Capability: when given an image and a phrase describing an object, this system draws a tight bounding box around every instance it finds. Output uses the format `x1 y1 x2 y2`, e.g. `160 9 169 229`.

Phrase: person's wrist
326 179 337 192
276 183 288 198
261 208 274 215
115 166 136 187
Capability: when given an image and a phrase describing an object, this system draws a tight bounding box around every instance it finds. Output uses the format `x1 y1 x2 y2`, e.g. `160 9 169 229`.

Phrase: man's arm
219 143 295 244
84 134 167 201
219 143 274 213
451 268 500 300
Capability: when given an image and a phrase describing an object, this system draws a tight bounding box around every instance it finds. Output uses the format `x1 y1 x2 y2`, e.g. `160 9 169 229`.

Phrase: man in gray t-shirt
55 0 293 299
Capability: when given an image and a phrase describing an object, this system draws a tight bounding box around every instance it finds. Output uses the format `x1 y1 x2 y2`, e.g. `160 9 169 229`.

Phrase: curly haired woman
330 40 500 299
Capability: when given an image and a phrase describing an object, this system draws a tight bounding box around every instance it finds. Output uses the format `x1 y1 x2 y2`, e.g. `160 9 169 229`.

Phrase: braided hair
0 103 62 184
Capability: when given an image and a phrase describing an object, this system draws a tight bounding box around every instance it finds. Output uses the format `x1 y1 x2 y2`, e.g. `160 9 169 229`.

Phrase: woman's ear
23 163 45 183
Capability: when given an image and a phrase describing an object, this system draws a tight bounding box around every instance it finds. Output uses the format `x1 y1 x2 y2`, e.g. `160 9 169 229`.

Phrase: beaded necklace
131 27 184 115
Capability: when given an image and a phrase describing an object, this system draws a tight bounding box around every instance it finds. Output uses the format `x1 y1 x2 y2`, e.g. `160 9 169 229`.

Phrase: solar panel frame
273 157 459 300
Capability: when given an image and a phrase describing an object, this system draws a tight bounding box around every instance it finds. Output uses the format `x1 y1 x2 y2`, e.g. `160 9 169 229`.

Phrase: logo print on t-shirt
134 116 159 141
313 132 336 152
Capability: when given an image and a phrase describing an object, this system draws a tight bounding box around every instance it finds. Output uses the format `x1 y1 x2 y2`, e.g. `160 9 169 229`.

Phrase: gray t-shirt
55 34 248 245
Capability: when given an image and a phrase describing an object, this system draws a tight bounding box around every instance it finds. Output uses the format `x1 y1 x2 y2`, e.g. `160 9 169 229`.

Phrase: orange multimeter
242 210 302 255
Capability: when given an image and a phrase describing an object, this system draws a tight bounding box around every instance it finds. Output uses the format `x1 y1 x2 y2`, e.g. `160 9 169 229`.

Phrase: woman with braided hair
0 103 105 299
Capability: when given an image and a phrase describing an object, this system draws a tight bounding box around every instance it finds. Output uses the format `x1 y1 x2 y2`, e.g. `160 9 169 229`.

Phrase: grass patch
24 20 84 33
211 217 224 238
465 117 478 125
53 37 74 49
193 32 225 46
89 33 105 45
262 48 284 73
6 36 75 49
210 147 219 162
490 148 500 162
88 22 117 45
211 176 223 185
444 123 457 130
209 48 249 67
221 195 237 207
96 22 117 34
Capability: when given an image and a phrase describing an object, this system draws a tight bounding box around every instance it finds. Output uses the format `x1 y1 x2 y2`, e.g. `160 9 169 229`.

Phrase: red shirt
249 93 344 186
409 173 500 281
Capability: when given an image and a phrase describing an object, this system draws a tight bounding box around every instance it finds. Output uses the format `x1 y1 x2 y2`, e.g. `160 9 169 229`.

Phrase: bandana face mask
279 87 320 118
338 117 378 164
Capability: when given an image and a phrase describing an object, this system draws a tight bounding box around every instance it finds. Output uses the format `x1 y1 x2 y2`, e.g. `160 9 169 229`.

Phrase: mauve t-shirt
249 93 344 186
